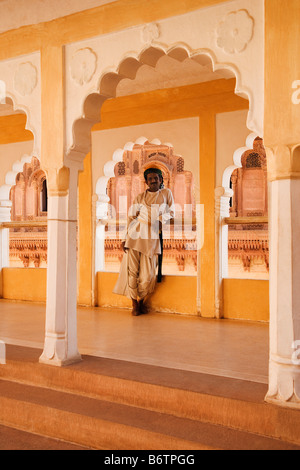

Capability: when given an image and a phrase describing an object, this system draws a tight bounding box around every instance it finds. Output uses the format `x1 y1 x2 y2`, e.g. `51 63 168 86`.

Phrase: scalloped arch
0 90 36 205
95 136 174 202
68 44 253 162
0 154 41 204
4 94 36 146
222 132 258 190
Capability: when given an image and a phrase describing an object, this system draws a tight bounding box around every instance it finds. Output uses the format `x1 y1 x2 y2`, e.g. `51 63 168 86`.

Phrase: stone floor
0 299 269 384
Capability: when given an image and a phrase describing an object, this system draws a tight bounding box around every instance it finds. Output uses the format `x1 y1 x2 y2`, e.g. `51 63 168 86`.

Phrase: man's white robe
113 188 175 300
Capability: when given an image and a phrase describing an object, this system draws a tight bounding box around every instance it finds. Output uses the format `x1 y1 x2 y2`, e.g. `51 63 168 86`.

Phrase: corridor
0 300 269 384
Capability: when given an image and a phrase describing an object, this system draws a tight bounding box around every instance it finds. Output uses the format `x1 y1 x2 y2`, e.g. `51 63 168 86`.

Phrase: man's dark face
146 172 162 192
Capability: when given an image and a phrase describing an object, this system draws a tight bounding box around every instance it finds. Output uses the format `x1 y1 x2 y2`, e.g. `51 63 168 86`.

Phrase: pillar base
39 334 82 367
265 395 300 410
39 353 82 367
265 360 300 410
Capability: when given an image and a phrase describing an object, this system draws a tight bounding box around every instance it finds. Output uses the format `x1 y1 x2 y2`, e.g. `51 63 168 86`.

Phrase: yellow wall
0 115 33 145
223 279 269 322
199 112 216 317
93 79 248 132
0 268 269 322
97 272 198 315
95 273 270 320
78 152 93 306
264 0 300 147
2 268 47 302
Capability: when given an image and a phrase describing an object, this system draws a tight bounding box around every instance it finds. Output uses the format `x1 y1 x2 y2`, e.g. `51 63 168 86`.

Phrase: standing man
113 166 175 316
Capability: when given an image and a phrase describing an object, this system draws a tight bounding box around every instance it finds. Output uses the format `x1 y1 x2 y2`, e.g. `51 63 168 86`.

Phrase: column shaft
40 168 81 366
266 178 300 406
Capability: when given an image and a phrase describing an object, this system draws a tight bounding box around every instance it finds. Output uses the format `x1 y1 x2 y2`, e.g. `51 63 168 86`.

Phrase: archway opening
228 137 269 280
9 156 47 268
76 45 250 318
103 139 197 276
0 96 41 300
69 46 244 162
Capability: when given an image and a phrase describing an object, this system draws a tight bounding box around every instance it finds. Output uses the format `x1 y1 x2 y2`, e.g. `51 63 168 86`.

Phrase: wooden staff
158 230 163 283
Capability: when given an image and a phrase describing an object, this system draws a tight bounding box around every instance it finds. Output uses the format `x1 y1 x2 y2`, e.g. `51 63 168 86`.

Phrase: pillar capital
0 203 11 223
266 144 300 182
214 186 233 218
44 166 70 197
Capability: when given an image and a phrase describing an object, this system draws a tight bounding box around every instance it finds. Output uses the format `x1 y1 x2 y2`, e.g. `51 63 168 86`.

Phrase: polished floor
0 300 269 384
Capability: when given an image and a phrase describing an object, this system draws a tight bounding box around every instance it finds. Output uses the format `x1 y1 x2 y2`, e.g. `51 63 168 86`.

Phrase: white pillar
95 194 110 274
39 166 81 366
214 187 233 318
0 201 11 298
266 177 300 407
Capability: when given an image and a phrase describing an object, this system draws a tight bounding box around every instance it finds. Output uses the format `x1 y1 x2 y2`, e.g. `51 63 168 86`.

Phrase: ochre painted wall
93 79 248 131
2 268 46 302
199 111 215 317
264 0 300 147
78 152 93 306
223 279 269 322
0 115 33 145
96 273 269 320
97 272 198 315
0 268 269 321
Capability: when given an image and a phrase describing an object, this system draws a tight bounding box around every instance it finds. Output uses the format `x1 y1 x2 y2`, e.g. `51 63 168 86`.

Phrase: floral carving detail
216 10 254 54
70 48 97 86
14 62 38 96
141 23 160 44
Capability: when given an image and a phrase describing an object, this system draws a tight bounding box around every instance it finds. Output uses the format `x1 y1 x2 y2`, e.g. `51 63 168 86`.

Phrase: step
0 424 89 450
1 344 300 448
0 378 299 450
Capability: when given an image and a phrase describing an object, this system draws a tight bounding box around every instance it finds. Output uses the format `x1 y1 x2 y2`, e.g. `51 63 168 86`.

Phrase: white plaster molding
0 154 33 205
141 23 161 45
70 48 97 86
0 80 5 104
0 52 41 157
215 186 233 218
0 203 11 220
13 62 38 96
216 9 254 54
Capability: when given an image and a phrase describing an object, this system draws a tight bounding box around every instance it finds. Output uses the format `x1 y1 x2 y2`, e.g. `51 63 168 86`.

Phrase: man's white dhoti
113 249 157 300
128 249 157 300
